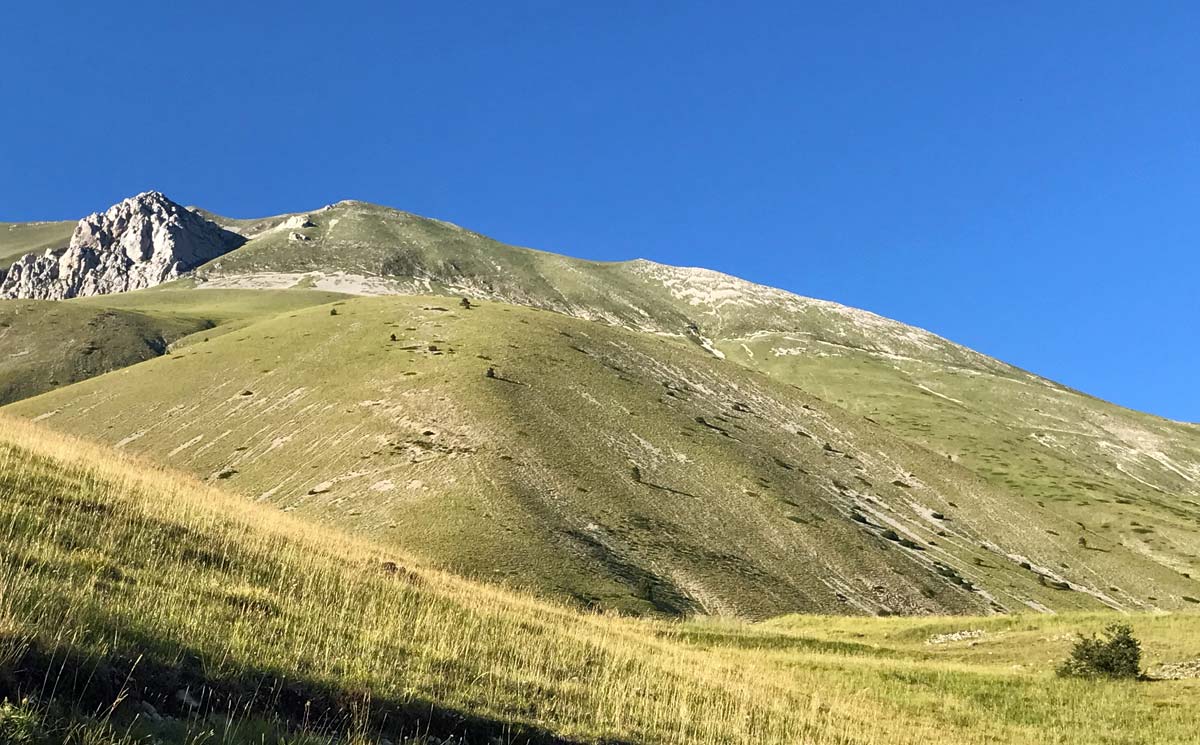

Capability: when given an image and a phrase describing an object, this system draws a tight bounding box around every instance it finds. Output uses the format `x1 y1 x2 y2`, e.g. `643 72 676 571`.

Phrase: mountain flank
3 191 1199 619
12 293 1199 618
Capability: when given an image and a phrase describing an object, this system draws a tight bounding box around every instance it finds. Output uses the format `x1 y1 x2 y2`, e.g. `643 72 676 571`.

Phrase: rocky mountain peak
0 192 245 300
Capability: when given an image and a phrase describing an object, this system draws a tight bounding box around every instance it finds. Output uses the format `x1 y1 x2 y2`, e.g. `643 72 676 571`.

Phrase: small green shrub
0 698 44 745
1057 623 1142 679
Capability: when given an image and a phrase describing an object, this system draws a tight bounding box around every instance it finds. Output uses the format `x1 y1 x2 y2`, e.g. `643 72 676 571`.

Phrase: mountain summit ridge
181 196 1007 377
0 192 1030 378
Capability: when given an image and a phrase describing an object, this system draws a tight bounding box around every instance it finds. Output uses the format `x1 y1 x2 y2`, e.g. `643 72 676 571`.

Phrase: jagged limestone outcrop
0 192 244 300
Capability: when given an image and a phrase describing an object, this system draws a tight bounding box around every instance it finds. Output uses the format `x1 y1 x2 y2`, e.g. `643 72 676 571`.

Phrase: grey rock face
0 192 244 300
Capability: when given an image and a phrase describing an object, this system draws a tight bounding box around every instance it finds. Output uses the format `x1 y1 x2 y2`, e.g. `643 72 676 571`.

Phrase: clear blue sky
2 2 1197 421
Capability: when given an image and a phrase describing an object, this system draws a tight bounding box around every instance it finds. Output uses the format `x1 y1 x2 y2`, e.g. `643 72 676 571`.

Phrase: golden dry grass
2 413 1199 744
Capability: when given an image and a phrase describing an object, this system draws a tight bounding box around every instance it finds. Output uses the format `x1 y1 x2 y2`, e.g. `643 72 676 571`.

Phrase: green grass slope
70 285 350 340
722 333 1200 594
185 200 1200 614
0 221 74 268
5 197 1199 620
192 201 1000 370
0 288 346 405
3 414 1200 744
10 295 1199 618
0 301 206 405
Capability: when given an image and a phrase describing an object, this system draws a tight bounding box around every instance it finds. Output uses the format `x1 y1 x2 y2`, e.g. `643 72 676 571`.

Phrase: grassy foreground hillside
14 293 1200 618
2 413 1199 744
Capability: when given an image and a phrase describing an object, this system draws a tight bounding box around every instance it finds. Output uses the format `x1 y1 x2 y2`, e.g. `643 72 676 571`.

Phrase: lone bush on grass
1056 623 1141 679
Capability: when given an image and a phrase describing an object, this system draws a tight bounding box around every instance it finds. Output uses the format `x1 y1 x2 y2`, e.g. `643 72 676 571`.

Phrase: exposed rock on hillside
0 192 244 300
281 214 316 230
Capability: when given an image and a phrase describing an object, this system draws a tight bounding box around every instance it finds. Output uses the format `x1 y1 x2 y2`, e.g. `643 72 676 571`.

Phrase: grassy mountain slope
0 288 346 405
192 202 1001 370
5 198 1199 619
0 301 206 405
722 334 1200 590
3 414 1200 744
69 285 350 340
190 201 1200 609
0 221 74 268
10 294 1199 617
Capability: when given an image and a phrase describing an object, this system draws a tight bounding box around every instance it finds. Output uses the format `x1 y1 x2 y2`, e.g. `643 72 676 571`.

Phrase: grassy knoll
0 301 208 405
0 288 347 404
70 285 350 343
1 414 1199 744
